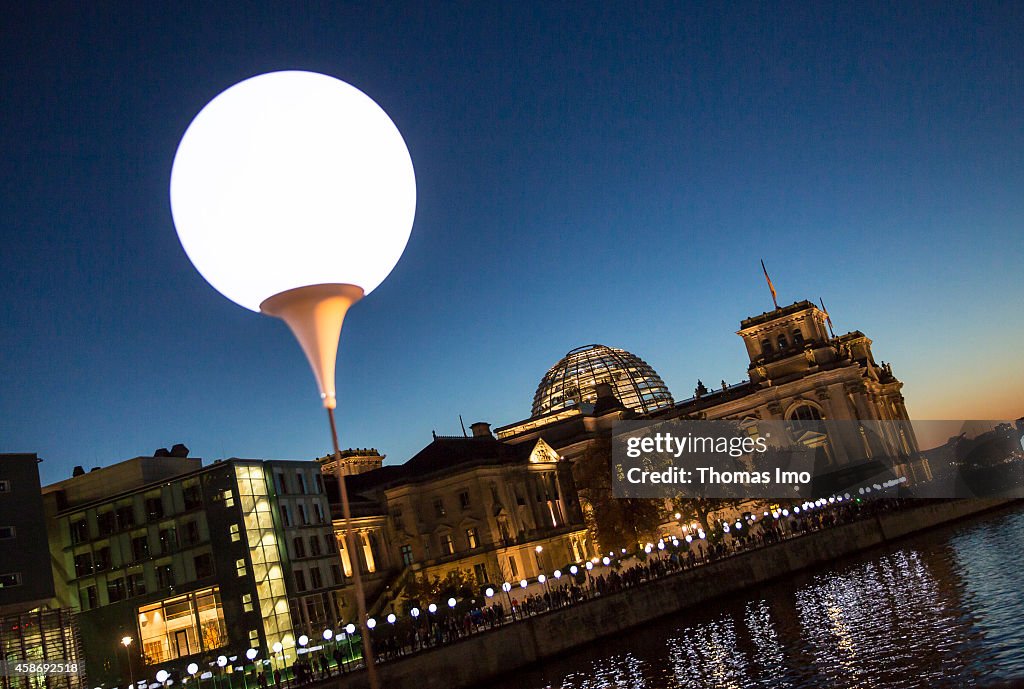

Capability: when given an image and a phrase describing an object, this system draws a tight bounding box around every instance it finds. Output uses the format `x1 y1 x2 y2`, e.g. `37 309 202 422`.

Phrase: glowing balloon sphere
170 70 416 312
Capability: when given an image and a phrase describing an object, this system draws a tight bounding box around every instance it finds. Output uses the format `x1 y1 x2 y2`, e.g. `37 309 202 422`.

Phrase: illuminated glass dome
532 344 674 417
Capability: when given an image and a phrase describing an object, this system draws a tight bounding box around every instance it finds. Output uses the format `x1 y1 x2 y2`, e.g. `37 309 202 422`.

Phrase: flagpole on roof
761 259 780 310
819 297 836 338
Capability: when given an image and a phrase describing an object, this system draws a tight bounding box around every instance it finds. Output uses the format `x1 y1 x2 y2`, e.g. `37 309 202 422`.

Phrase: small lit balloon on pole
170 70 416 689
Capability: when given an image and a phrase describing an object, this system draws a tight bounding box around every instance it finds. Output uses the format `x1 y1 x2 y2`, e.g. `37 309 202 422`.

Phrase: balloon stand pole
328 406 381 689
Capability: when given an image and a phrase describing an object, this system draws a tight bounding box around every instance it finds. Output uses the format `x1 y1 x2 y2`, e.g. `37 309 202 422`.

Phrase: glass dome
532 344 674 417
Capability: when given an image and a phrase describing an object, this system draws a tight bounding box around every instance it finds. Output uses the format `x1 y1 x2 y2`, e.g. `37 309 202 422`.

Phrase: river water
488 504 1024 689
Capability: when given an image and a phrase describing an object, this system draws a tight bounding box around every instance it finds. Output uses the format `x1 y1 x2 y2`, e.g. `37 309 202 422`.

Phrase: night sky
2 3 1022 485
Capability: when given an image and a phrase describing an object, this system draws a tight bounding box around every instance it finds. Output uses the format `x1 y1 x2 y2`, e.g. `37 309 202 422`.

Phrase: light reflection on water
487 505 1024 689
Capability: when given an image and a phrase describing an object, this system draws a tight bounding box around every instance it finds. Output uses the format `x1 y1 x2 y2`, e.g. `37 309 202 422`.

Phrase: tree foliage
573 434 665 553
402 567 477 606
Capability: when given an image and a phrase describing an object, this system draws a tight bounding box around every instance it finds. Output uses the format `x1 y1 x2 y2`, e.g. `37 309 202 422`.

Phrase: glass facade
137 587 226 663
233 465 294 659
532 344 674 417
0 608 85 689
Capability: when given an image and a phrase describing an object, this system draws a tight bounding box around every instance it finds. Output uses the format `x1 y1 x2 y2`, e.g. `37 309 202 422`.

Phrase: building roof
339 436 536 496
739 300 819 329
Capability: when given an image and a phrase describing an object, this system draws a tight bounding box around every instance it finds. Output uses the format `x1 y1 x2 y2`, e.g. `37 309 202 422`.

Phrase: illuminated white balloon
170 70 417 312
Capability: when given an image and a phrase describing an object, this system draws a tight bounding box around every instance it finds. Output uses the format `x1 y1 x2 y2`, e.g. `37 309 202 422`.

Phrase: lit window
0 526 15 539
0 480 10 493
459 491 471 509
242 593 254 612
441 534 455 555
465 528 479 549
236 558 246 576
230 524 240 542
400 544 413 566
0 572 23 588
137 587 227 663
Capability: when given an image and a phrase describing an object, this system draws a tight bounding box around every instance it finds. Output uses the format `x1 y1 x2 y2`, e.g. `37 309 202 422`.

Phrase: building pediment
528 438 562 464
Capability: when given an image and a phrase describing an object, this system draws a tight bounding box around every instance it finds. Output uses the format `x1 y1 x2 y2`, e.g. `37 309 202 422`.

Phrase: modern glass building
42 456 343 686
531 344 674 417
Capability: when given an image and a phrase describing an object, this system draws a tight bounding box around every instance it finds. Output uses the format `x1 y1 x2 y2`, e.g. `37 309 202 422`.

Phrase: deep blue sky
2 3 1022 485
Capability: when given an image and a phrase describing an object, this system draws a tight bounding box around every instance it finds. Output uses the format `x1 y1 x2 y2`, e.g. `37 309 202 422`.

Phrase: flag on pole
761 259 779 309
819 297 835 338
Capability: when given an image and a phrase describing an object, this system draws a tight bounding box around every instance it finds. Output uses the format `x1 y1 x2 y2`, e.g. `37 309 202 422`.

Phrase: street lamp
170 70 416 689
121 636 134 688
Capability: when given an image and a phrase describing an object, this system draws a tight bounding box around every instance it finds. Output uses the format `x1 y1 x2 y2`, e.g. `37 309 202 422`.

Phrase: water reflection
489 505 1024 689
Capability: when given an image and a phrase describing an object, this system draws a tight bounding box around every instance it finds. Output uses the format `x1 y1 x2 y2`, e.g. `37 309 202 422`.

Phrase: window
0 480 10 493
295 570 306 592
107 577 126 602
116 505 135 530
324 534 335 554
296 473 308 494
777 333 788 349
182 484 202 510
310 566 323 589
400 544 413 566
761 338 773 355
82 585 98 609
97 511 115 537
221 489 235 508
309 535 322 556
145 497 164 521
132 535 150 562
280 505 292 527
242 593 254 612
137 587 227 663
195 552 215 579
789 403 824 430
298 505 309 525
94 546 111 571
156 564 174 589
313 503 324 524
433 498 446 518
70 519 89 544
230 524 240 542
293 537 306 558
473 563 488 584
73 552 93 578
235 558 246 576
314 474 323 494
391 509 404 531
793 329 805 346
465 528 479 549
182 520 201 545
0 526 15 539
274 472 288 495
490 485 502 507
158 527 178 553
441 534 455 555
330 564 342 585
508 556 518 577
515 491 526 506
0 572 23 588
128 571 146 597
459 491 471 509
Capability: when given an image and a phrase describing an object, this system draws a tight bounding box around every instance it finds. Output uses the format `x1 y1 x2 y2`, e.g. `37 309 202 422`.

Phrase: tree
573 434 665 553
671 496 747 535
401 568 477 607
